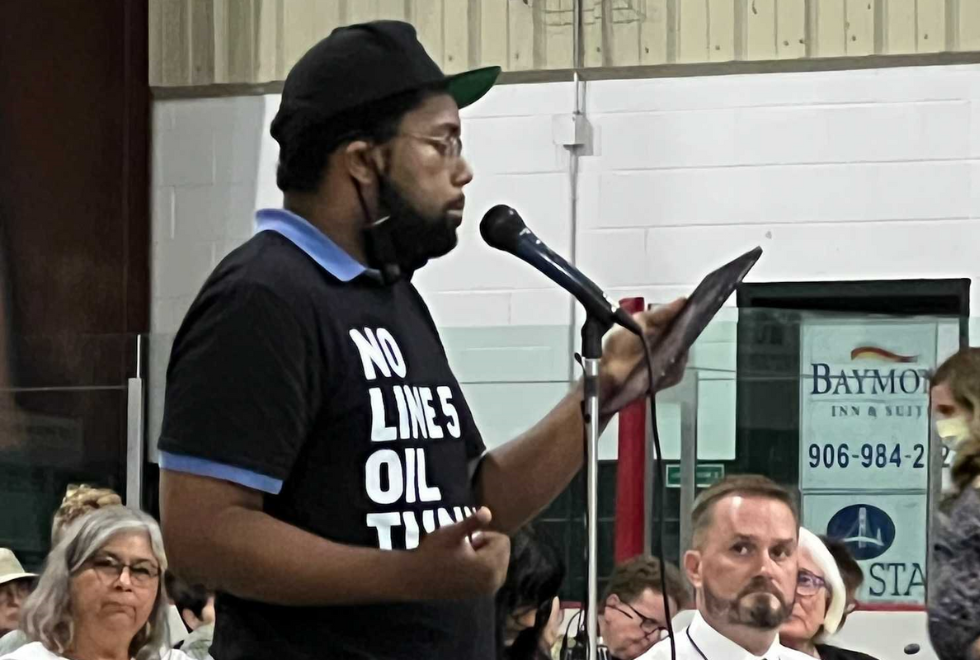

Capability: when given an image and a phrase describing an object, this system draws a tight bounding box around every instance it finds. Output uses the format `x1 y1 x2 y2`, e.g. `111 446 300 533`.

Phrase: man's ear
344 140 381 186
683 549 703 590
600 594 619 622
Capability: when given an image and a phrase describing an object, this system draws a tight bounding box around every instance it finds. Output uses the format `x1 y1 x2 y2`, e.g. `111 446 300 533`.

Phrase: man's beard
703 577 793 630
363 173 458 281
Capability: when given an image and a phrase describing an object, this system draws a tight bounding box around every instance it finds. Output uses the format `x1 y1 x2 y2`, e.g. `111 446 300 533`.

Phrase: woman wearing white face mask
927 348 980 660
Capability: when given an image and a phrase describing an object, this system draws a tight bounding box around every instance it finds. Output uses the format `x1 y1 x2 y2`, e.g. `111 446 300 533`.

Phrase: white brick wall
579 69 980 312
150 64 980 460
151 96 270 335
152 65 980 333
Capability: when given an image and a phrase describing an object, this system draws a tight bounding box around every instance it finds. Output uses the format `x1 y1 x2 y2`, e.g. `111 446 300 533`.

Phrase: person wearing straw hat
156 18 687 660
0 549 35 642
779 529 878 660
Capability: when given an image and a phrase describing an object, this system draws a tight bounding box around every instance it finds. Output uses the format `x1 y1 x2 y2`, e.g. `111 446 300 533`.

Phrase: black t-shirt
159 227 492 659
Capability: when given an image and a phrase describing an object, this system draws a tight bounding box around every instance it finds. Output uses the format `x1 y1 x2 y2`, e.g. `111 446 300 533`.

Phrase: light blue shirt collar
255 208 374 282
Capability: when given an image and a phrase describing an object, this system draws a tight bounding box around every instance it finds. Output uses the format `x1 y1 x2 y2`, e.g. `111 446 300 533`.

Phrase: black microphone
480 205 641 334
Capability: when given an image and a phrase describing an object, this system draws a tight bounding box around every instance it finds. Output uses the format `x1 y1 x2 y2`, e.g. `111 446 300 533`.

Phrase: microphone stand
581 313 609 660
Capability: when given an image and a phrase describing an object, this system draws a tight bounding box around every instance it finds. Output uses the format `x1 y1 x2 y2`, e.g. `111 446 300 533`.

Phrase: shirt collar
688 611 785 660
254 208 381 283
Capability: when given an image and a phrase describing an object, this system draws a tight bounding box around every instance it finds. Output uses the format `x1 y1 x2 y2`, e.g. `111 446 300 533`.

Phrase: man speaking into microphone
157 21 686 660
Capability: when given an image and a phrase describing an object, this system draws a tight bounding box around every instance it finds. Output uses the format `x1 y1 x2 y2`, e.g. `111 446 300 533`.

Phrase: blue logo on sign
826 504 896 560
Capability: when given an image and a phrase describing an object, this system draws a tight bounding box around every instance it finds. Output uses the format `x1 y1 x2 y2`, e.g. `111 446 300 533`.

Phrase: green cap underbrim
444 66 502 109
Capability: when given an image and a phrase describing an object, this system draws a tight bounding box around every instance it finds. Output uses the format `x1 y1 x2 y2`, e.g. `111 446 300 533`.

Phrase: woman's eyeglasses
797 570 827 597
85 554 160 587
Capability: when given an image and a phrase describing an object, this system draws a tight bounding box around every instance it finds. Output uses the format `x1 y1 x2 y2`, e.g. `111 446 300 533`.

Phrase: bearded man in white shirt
640 475 811 660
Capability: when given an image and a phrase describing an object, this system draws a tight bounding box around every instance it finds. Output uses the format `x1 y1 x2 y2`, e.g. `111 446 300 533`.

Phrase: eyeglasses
610 602 667 636
398 132 463 161
797 570 827 597
84 554 160 587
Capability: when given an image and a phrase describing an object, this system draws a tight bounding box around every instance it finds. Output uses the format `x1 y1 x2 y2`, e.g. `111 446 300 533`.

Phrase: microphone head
480 205 527 252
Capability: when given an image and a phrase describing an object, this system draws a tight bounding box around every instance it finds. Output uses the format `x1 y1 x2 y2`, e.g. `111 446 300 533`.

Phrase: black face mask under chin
355 173 458 284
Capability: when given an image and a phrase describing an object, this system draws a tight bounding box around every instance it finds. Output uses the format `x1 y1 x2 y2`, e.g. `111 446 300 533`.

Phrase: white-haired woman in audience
0 506 190 660
780 528 878 660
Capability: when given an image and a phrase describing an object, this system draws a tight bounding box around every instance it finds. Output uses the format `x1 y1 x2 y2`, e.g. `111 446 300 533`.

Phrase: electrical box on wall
551 113 588 148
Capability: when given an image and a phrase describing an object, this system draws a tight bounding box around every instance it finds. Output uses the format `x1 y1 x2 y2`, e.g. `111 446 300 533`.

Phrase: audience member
0 550 34 640
164 573 214 660
51 485 123 546
597 555 690 660
927 348 980 660
639 475 810 660
0 506 190 660
780 529 877 660
496 528 565 660
819 537 861 629
0 485 125 656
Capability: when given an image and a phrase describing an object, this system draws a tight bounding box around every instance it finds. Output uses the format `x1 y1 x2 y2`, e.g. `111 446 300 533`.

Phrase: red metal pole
613 296 646 563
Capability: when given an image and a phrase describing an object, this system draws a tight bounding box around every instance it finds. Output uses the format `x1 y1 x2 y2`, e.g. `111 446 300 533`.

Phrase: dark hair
691 475 798 547
164 572 211 625
496 528 565 660
601 555 690 612
819 535 863 595
275 86 444 193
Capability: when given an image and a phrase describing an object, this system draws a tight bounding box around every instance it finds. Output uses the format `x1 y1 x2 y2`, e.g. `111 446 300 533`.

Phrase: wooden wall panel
149 0 164 85
224 0 254 83
676 0 709 63
544 0 574 70
810 0 847 58
957 0 980 51
443 0 471 72
916 0 946 52
708 0 736 62
639 0 669 64
608 0 642 67
883 0 916 53
160 0 190 85
347 0 380 24
583 0 603 67
212 0 228 81
776 0 806 58
410 0 445 68
746 0 777 60
509 0 536 69
378 0 409 21
254 0 281 83
479 0 509 69
845 0 876 55
150 0 980 88
312 0 343 46
190 0 216 84
281 0 316 74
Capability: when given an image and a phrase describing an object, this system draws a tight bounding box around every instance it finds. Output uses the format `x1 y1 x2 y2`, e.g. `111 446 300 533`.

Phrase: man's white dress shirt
637 611 813 660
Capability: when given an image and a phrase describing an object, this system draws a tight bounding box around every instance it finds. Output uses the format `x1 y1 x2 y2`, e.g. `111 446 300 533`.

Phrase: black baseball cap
271 20 501 145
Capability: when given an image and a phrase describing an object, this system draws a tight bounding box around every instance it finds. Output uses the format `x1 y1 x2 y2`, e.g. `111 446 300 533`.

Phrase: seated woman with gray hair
0 506 190 660
780 528 878 660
